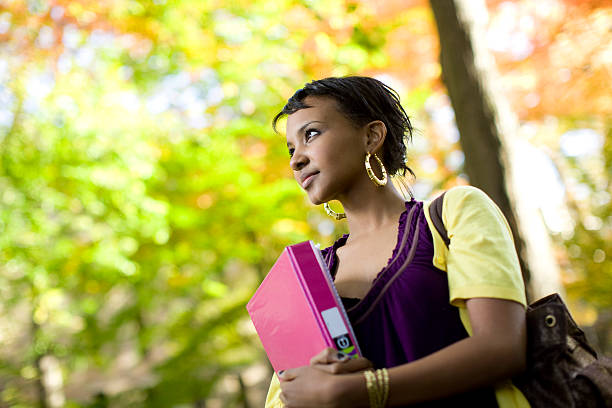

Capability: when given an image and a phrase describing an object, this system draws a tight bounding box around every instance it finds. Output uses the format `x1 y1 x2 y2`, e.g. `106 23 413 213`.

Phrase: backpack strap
428 192 450 247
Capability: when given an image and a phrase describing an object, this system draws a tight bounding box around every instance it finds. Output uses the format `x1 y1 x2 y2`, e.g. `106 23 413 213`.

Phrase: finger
314 357 373 375
280 380 297 406
278 366 301 382
342 357 373 372
280 390 296 408
309 347 340 365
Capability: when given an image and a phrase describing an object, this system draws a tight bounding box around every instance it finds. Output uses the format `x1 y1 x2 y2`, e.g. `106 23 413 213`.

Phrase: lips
300 171 319 189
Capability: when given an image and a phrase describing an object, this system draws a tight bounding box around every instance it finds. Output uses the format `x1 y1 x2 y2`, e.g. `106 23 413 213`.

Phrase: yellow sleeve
425 186 527 308
423 186 530 408
265 373 284 408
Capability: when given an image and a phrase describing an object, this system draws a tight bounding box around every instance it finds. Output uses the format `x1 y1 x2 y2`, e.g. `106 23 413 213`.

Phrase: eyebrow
286 120 324 147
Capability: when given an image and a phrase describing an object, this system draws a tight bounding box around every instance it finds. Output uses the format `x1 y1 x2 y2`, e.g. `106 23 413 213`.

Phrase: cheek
318 138 355 165
331 147 364 176
319 153 362 191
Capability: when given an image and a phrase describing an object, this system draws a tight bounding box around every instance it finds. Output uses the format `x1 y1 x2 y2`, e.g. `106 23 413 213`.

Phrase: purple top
322 200 498 407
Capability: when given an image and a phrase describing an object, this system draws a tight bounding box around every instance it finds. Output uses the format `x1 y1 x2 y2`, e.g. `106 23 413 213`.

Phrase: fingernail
337 352 349 361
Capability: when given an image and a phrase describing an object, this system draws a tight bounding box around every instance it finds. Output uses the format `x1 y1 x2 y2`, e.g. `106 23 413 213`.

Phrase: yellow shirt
265 186 530 408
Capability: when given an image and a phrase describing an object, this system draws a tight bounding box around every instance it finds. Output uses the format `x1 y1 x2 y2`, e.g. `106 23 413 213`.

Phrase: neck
337 181 408 239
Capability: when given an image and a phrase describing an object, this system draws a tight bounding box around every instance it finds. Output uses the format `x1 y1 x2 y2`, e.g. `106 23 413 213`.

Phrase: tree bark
237 373 251 408
34 354 49 408
429 0 563 299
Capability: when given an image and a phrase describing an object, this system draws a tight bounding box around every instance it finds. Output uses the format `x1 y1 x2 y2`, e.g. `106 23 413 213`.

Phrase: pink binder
246 240 361 373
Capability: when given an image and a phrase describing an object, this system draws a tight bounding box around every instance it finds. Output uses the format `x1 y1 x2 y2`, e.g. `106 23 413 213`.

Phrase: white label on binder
321 307 348 338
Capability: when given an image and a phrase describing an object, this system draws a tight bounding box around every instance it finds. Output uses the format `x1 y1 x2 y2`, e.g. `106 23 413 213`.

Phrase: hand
278 348 372 408
309 347 373 375
279 365 344 408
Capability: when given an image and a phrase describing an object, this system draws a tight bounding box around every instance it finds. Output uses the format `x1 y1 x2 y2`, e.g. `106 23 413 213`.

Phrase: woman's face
285 96 367 205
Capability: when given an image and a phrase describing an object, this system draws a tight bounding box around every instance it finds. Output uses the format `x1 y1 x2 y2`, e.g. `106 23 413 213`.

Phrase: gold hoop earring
365 152 388 187
324 202 346 220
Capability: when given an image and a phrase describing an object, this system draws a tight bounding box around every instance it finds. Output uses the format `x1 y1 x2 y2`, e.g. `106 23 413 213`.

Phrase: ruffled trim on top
322 233 348 279
383 200 417 275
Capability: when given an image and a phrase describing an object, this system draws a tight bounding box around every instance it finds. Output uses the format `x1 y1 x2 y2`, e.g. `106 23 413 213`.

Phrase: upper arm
466 298 526 339
442 186 527 308
466 297 527 373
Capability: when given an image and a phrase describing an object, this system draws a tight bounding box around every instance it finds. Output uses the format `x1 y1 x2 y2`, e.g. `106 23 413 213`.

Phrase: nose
289 147 308 171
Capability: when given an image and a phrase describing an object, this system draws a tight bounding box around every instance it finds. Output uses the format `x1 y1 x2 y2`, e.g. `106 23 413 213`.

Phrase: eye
305 128 320 141
288 147 295 158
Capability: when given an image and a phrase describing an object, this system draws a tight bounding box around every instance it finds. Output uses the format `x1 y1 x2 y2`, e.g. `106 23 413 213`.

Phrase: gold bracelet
364 368 389 408
363 370 378 408
375 370 383 408
376 369 384 407
375 369 383 406
380 368 389 407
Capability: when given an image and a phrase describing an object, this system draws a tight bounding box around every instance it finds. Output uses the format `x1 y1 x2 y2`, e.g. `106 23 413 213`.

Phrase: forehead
285 96 343 134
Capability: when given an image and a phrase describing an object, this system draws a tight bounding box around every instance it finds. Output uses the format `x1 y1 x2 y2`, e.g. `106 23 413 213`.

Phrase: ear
364 120 387 154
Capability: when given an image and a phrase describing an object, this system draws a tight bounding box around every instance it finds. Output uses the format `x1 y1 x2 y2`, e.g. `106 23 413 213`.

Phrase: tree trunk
237 373 251 408
34 354 49 408
32 307 65 408
429 0 563 300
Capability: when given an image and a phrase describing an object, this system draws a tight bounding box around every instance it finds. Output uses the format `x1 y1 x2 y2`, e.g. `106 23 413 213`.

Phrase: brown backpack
429 192 612 408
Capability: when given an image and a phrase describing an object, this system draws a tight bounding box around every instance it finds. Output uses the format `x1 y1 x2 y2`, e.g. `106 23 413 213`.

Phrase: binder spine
311 242 361 358
288 241 360 359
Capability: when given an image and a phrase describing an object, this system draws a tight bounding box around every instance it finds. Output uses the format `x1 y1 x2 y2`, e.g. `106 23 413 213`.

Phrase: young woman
265 76 529 407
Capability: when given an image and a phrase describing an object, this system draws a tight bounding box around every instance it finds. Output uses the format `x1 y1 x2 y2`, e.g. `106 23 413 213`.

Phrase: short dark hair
272 76 414 177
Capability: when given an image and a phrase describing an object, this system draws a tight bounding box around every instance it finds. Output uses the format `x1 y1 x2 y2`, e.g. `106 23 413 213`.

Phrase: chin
308 195 324 206
306 190 325 206
311 198 324 206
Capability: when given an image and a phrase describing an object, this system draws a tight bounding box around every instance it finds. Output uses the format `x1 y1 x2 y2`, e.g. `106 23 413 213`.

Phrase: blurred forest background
0 0 610 407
